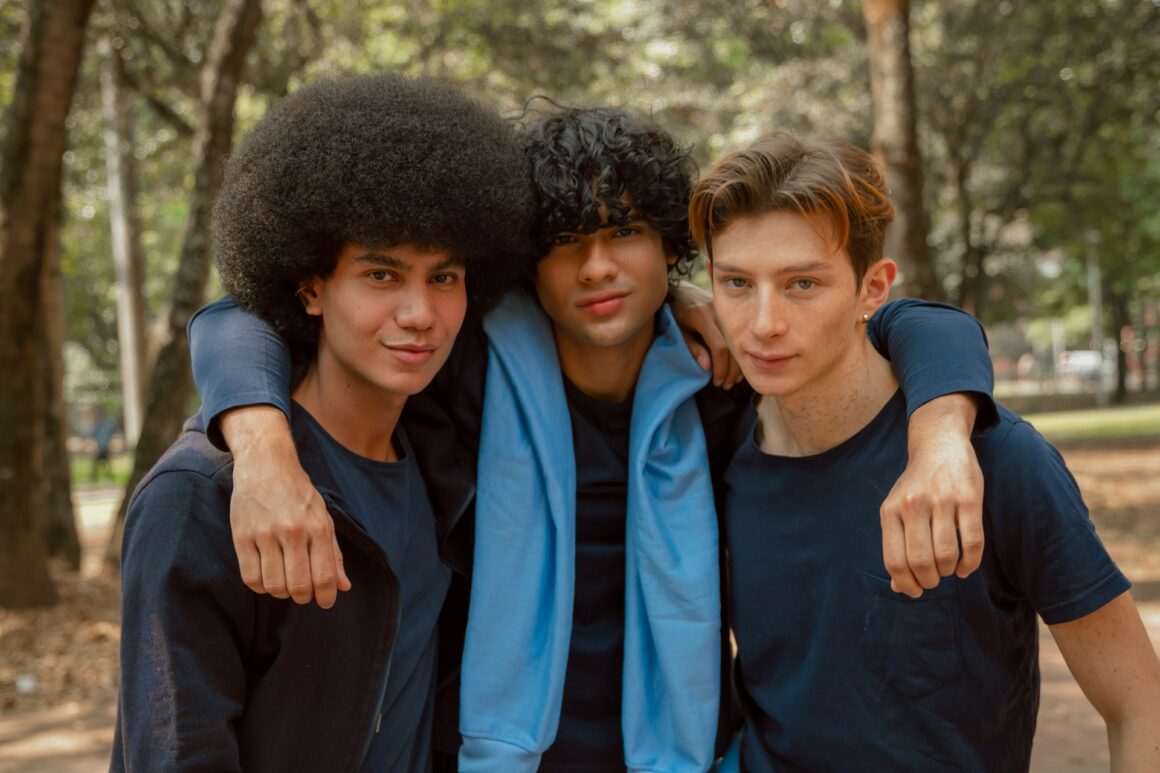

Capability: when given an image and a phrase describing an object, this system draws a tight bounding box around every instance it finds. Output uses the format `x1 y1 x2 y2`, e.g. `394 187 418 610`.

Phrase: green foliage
51 0 1160 413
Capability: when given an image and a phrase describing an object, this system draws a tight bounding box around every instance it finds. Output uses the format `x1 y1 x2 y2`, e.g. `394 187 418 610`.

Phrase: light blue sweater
459 292 721 772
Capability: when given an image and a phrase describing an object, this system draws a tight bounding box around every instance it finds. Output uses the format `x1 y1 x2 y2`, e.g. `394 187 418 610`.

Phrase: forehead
712 211 849 273
336 243 462 268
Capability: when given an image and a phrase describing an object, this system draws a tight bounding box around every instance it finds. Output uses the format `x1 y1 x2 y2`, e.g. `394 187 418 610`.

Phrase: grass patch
70 452 133 489
1024 402 1160 443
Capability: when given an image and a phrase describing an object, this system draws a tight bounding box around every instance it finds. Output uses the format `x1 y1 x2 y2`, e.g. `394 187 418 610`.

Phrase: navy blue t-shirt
723 391 1130 772
294 405 451 773
539 379 631 772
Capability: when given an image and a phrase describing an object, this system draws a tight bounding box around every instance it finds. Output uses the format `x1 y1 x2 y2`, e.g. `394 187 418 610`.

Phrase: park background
1 0 1158 769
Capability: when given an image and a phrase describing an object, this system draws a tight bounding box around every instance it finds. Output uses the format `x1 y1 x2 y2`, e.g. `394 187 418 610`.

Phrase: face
300 243 467 401
534 213 673 367
710 210 895 400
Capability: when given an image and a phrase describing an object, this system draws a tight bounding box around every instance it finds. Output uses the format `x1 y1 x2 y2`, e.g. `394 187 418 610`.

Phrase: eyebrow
352 251 465 273
712 259 831 275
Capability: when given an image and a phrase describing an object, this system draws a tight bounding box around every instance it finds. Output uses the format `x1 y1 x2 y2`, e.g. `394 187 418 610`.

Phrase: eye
612 225 641 238
431 271 462 286
719 276 750 290
551 233 578 246
367 269 396 282
791 278 817 291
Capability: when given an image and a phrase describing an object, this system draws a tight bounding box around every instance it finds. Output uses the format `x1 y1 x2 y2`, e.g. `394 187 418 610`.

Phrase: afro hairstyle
213 73 534 358
518 104 699 279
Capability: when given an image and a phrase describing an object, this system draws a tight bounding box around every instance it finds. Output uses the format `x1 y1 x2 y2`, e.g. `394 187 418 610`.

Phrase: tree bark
39 194 81 570
107 0 263 567
863 0 940 300
1109 290 1131 405
100 34 148 448
0 0 95 608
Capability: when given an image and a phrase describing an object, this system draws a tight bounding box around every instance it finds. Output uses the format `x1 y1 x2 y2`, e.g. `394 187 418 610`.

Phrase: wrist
908 394 977 450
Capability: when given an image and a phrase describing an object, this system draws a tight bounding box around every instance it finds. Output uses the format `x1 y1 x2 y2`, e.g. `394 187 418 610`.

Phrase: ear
298 277 324 317
858 257 897 319
666 248 679 269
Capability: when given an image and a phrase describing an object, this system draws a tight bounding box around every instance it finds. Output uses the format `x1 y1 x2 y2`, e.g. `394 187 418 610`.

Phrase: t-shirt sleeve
983 420 1131 625
188 296 293 447
867 299 999 429
117 468 252 771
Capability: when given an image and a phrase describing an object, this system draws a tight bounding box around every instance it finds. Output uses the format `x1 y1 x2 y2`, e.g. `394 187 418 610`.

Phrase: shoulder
973 406 1077 500
127 428 235 532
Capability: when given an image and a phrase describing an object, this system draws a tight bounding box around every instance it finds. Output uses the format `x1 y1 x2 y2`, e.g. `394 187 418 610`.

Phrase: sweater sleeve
867 298 999 429
115 467 254 772
188 296 293 448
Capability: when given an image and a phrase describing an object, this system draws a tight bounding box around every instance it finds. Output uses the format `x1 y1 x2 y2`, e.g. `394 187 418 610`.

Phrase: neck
755 338 899 457
291 355 405 462
552 322 654 404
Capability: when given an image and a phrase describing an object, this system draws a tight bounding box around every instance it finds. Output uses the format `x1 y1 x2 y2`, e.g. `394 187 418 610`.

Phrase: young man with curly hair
188 107 997 771
691 133 1160 772
112 74 532 772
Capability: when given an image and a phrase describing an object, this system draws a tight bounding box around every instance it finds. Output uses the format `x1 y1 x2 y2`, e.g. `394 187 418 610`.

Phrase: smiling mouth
747 352 794 368
578 292 628 316
384 344 437 364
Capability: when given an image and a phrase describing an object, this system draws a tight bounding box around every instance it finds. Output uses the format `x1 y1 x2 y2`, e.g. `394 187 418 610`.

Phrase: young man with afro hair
112 73 532 772
188 106 997 771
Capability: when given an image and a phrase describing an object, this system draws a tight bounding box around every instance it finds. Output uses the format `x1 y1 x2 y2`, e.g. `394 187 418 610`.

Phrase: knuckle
266 584 289 598
882 557 908 576
909 555 935 573
287 580 312 597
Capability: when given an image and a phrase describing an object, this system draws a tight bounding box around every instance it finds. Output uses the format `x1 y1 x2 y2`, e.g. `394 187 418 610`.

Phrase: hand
221 406 351 608
881 395 984 597
670 280 744 389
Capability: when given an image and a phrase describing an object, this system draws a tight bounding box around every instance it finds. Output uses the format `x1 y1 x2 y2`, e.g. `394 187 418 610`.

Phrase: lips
577 290 628 316
746 351 795 369
383 342 438 365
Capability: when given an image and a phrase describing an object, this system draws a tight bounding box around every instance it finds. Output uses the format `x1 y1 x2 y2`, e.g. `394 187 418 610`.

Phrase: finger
307 529 339 609
334 540 351 592
280 523 315 605
257 533 290 599
955 498 985 578
234 538 266 595
698 326 732 388
930 496 960 577
902 497 940 590
682 330 712 373
724 351 744 390
881 510 921 597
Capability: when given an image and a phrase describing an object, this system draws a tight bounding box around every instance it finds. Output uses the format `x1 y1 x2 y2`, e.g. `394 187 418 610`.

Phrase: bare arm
881 394 984 597
1050 591 1160 771
220 406 350 608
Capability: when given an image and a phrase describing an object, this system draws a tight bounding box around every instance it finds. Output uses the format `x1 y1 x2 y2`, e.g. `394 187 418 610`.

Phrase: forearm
1109 715 1160 772
907 393 977 455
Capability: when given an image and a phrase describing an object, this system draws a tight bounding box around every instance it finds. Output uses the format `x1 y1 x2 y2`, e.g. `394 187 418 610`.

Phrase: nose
577 240 619 284
395 285 436 330
751 286 787 340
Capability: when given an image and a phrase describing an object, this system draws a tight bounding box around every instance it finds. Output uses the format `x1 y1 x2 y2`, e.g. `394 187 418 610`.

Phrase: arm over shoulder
188 296 294 447
868 299 998 428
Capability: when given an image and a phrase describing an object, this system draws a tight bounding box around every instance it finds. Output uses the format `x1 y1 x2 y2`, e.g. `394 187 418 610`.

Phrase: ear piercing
862 313 870 323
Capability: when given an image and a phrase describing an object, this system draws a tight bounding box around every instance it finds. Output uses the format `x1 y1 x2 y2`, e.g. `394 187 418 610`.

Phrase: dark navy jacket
111 411 469 772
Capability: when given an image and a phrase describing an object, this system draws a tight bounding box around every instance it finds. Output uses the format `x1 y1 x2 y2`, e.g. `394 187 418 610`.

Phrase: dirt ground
1 440 1158 771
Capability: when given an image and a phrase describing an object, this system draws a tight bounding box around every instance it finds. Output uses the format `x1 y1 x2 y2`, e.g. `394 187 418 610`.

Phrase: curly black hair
518 104 699 279
213 73 534 357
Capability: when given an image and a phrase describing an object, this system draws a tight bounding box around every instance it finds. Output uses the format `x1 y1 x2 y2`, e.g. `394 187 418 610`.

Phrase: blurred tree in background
0 0 1156 604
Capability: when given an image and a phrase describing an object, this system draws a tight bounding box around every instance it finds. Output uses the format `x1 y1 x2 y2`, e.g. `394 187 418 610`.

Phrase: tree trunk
100 35 148 448
948 157 984 315
863 0 940 300
0 0 94 608
1109 290 1131 405
107 0 263 568
40 195 81 570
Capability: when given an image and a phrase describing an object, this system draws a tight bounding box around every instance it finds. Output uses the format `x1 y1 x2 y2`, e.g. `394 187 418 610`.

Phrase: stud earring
862 313 870 323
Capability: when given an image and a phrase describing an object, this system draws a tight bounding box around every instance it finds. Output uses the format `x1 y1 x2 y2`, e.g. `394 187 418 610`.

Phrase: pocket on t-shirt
858 572 964 699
